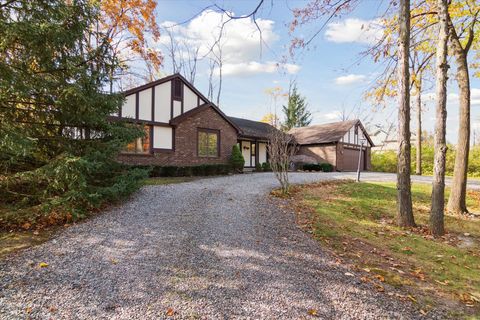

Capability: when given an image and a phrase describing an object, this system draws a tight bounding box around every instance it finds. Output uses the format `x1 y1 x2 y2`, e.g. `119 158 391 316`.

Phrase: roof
289 119 374 146
170 103 241 133
228 117 277 140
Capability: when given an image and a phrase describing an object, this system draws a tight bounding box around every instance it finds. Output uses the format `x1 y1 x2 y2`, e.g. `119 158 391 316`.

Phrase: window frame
197 128 220 158
122 125 152 155
172 79 183 100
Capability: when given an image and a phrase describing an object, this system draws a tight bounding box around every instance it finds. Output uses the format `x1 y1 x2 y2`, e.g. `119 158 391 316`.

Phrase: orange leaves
100 0 163 72
166 308 175 317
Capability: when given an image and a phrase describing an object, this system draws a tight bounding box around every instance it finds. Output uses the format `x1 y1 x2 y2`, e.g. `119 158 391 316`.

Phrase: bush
303 163 322 171
230 145 245 172
320 163 334 172
255 163 262 172
302 163 334 172
262 162 271 171
139 164 232 178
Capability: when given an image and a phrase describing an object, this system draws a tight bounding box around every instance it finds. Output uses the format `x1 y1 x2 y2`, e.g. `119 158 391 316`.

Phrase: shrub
230 145 245 172
142 164 232 178
255 163 262 172
262 162 271 171
303 163 322 171
320 163 334 172
162 166 178 177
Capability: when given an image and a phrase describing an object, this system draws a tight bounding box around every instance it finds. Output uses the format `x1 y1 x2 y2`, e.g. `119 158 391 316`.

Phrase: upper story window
198 129 219 157
123 125 151 154
173 79 182 99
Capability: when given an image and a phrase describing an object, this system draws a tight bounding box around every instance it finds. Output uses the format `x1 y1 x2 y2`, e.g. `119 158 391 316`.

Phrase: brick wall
118 107 238 166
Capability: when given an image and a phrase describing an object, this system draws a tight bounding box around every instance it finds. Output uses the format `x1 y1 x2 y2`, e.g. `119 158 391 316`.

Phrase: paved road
0 173 447 319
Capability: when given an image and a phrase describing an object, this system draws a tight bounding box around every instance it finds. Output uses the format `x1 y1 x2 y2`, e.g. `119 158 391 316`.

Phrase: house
289 119 374 171
369 124 417 152
112 74 272 169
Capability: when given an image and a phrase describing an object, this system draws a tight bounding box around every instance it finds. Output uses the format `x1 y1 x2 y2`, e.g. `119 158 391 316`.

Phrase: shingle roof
289 120 360 145
228 117 277 140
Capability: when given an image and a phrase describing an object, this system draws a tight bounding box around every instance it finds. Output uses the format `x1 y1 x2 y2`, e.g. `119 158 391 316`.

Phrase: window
123 125 151 154
198 129 219 157
173 79 182 99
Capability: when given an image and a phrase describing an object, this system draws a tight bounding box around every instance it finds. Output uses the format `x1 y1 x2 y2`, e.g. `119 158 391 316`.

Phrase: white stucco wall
138 89 152 121
154 82 171 122
153 126 173 149
122 95 136 118
183 86 198 112
173 100 182 118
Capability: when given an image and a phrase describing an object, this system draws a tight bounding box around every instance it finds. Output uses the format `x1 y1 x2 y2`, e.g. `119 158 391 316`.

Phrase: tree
396 0 416 227
282 81 312 131
447 1 480 214
260 113 280 128
430 0 449 237
267 129 297 194
99 0 162 90
0 0 147 222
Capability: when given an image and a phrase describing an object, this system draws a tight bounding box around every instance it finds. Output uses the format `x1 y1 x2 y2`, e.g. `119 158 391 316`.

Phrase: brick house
113 74 272 168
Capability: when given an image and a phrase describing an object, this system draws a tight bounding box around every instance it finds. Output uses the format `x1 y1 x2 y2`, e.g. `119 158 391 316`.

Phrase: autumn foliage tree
99 0 162 89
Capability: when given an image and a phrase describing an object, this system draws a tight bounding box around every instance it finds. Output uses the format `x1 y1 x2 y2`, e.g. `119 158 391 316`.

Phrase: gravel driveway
0 172 448 319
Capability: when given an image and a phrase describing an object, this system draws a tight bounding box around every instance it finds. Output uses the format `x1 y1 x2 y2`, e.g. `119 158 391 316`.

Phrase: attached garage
289 119 374 172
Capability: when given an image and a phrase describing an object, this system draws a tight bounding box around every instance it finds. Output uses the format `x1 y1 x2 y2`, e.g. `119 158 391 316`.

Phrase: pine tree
0 0 147 223
282 82 312 131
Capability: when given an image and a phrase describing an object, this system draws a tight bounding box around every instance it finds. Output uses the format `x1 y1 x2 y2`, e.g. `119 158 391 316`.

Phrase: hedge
133 164 233 177
302 163 334 172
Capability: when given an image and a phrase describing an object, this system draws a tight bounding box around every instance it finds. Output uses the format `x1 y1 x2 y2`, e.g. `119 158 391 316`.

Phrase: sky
146 0 480 144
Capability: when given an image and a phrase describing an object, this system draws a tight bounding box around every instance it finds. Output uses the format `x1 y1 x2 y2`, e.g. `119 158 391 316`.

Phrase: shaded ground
0 172 452 319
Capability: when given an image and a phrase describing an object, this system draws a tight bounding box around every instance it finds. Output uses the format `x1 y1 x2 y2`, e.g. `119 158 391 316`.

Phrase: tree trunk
415 76 422 176
447 31 470 215
430 0 449 237
396 0 415 228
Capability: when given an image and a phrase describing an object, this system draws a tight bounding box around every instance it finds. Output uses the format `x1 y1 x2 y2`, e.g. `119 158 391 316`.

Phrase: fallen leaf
166 308 175 317
407 295 417 303
25 307 32 314
38 262 49 268
307 308 318 316
344 272 354 277
362 268 371 273
374 274 385 282
110 259 118 265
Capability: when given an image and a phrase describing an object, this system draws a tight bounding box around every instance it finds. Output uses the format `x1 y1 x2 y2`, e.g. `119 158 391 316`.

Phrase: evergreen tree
281 82 312 131
0 0 147 224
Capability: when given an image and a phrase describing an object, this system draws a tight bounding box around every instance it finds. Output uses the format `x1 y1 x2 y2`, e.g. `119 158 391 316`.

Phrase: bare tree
430 0 449 237
267 129 298 194
396 0 415 228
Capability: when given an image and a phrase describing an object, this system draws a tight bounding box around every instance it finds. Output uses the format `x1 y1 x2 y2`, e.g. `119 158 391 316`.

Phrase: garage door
342 147 365 171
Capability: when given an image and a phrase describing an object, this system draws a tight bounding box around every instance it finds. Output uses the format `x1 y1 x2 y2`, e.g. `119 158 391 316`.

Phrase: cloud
158 10 299 76
325 18 383 45
334 74 367 86
220 61 300 77
422 89 480 106
324 111 342 120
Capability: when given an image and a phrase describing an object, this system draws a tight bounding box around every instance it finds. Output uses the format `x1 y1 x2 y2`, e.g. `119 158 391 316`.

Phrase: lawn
142 176 199 185
284 181 480 318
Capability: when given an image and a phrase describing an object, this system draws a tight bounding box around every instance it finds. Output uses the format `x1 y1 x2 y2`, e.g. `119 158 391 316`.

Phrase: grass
142 176 199 185
284 180 480 318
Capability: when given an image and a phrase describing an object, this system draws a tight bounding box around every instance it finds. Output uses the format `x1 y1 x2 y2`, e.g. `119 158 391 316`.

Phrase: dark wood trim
135 92 139 120
152 148 174 153
197 96 200 107
149 125 154 154
180 81 184 114
151 86 155 122
108 116 172 127
170 80 174 120
172 127 176 151
255 140 259 166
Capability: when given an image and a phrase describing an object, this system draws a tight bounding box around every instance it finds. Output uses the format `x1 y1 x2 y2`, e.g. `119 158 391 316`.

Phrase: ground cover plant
279 180 480 318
